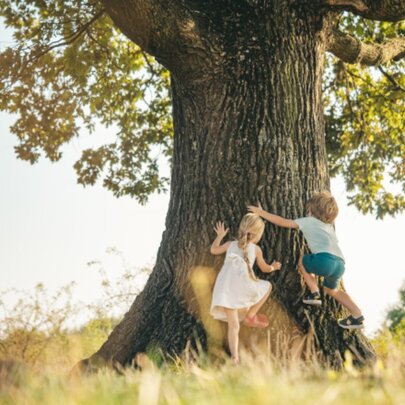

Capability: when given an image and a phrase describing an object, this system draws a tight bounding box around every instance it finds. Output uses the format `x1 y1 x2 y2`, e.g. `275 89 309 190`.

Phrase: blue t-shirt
294 216 345 261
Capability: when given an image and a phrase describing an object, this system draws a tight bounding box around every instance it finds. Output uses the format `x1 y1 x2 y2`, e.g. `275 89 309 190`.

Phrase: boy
248 191 364 330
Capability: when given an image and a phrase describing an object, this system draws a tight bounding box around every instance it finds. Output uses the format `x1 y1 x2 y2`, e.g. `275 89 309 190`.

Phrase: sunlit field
1 269 404 405
1 344 404 405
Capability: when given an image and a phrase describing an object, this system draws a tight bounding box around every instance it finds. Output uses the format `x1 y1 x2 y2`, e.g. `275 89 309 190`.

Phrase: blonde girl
210 213 282 364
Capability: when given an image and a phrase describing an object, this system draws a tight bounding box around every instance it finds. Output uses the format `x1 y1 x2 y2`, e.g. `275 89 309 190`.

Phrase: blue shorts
302 252 345 289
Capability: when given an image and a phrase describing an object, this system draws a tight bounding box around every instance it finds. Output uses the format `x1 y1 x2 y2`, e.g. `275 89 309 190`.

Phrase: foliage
0 3 404 215
324 15 405 218
386 282 405 331
371 282 405 362
0 283 78 365
372 319 405 361
87 246 152 318
0 1 172 204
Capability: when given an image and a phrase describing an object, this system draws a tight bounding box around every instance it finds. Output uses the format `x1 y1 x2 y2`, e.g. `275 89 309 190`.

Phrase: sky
1 24 404 337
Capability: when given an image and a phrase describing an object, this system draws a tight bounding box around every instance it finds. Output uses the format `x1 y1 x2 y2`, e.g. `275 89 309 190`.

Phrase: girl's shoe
243 315 269 328
302 291 322 306
338 315 365 330
256 314 269 324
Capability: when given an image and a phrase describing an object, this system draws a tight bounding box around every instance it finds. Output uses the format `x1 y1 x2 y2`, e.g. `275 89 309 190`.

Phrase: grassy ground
1 283 404 405
1 348 404 405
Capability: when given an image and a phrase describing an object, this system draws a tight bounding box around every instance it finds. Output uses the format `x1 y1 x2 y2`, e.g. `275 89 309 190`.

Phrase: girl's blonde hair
236 213 265 281
307 191 339 224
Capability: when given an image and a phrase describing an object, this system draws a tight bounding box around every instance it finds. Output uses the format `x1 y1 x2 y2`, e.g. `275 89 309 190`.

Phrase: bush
0 249 151 368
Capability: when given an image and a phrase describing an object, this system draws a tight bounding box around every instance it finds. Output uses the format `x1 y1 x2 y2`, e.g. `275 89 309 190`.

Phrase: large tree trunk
75 0 374 371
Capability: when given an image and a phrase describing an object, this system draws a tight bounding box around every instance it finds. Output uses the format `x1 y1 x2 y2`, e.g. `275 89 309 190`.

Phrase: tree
386 282 405 331
1 0 404 369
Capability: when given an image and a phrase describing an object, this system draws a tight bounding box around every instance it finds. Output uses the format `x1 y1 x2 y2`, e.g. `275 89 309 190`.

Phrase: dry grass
0 339 404 405
1 264 404 404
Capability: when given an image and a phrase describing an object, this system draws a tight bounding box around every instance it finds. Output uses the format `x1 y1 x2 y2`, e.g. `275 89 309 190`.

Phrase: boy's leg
324 287 362 318
246 285 272 318
298 257 319 293
224 308 240 363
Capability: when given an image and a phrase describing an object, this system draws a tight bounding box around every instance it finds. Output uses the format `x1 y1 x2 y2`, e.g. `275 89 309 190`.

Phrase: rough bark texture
74 0 376 372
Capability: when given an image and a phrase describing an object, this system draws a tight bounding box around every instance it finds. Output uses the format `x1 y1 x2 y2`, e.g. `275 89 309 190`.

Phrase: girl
210 213 282 364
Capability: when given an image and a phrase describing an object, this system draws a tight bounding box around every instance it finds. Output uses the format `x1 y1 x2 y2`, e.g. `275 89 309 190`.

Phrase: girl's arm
210 221 231 255
255 246 282 273
248 204 299 229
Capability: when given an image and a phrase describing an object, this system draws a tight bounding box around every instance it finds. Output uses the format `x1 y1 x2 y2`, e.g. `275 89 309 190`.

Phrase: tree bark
74 1 375 372
323 0 405 22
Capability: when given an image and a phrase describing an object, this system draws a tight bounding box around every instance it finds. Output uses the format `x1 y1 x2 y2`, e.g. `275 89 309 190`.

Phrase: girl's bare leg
298 257 319 293
224 308 240 363
246 285 272 318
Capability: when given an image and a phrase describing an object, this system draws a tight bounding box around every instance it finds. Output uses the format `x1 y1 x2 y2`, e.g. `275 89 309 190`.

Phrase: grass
1 281 404 405
1 347 404 405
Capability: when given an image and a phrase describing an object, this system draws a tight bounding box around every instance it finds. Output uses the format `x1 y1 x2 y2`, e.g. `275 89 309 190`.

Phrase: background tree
386 282 405 331
0 0 404 369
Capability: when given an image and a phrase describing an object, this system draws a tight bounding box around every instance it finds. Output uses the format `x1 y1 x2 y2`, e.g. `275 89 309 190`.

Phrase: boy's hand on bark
247 202 263 216
214 221 229 239
271 261 282 271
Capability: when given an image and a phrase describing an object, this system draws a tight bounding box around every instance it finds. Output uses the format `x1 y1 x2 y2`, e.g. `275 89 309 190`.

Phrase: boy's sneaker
338 315 365 330
302 291 322 306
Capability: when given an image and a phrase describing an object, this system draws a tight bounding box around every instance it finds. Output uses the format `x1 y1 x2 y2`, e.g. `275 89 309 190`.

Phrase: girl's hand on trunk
270 261 282 271
214 221 229 239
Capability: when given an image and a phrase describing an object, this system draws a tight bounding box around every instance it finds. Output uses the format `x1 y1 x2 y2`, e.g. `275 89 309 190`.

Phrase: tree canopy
0 0 404 216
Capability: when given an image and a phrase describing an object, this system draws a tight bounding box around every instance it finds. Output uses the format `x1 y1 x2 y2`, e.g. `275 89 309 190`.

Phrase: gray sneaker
338 315 365 330
302 291 322 306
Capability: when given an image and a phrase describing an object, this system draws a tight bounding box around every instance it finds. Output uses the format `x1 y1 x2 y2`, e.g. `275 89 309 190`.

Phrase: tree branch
323 0 369 13
2 10 106 93
323 0 405 22
102 0 212 75
28 10 105 64
377 66 405 91
326 29 405 65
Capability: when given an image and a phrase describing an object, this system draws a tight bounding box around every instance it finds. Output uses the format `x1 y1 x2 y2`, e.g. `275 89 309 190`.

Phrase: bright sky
0 24 404 337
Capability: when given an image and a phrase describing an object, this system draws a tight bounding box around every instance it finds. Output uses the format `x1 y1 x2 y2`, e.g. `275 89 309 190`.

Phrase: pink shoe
256 314 269 324
243 314 269 328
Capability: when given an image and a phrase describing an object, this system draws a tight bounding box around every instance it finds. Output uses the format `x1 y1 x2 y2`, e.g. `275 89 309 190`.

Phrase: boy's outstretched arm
247 204 299 229
210 221 231 255
255 246 282 273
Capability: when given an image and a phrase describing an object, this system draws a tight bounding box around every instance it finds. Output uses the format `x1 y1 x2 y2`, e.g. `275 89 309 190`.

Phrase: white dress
210 241 272 322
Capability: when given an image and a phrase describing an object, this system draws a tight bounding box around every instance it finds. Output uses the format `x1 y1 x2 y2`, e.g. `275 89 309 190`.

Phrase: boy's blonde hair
307 191 339 224
237 213 265 281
